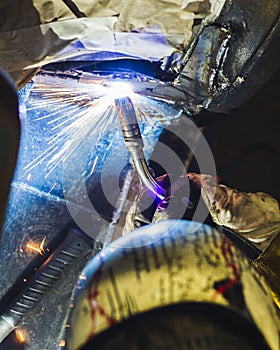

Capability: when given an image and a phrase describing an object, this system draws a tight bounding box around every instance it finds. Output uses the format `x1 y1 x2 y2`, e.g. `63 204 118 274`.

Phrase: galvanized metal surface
0 76 183 349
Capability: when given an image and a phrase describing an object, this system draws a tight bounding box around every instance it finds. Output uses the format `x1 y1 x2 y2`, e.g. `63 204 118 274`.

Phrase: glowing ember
15 328 27 344
26 236 46 255
79 274 87 281
89 156 98 176
59 339 66 347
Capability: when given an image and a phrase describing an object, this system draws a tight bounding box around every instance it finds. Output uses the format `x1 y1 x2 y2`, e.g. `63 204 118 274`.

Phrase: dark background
150 68 280 226
202 68 280 202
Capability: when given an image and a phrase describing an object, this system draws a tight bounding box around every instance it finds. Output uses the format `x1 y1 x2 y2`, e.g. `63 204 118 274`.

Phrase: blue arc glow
106 82 134 99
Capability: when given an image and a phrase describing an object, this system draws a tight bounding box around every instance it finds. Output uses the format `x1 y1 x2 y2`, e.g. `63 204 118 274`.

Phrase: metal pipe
115 96 167 200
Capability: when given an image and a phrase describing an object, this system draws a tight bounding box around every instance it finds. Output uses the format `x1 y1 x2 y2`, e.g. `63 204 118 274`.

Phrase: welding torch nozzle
115 96 168 200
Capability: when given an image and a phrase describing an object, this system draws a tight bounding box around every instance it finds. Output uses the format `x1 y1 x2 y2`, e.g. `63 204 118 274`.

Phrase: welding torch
115 96 168 201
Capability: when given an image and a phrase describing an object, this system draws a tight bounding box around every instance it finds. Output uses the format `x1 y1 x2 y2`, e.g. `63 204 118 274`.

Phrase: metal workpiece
115 96 168 200
32 0 280 118
0 72 168 349
0 229 94 344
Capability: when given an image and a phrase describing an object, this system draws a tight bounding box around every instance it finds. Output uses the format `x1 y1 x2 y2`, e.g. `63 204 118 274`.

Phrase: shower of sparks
89 156 99 176
48 182 57 194
24 79 181 177
26 236 47 255
59 339 66 347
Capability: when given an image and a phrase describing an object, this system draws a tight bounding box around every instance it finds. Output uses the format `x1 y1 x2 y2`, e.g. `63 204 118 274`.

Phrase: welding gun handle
0 229 94 343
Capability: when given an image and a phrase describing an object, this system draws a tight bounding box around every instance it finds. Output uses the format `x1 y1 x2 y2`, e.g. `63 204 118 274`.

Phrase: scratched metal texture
0 77 182 349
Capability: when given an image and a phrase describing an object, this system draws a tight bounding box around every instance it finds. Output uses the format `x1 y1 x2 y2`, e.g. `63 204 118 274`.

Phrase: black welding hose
115 97 167 200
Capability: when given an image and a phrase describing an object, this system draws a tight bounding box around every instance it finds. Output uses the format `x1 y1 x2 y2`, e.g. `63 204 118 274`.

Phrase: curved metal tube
115 96 167 200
